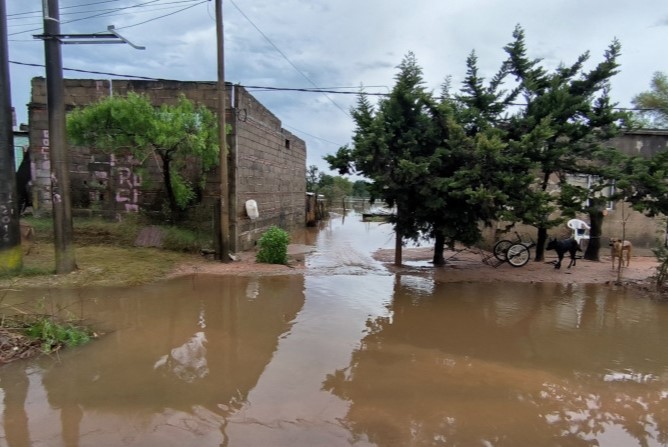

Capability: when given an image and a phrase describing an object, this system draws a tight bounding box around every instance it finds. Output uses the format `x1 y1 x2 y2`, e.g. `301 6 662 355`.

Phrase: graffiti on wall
0 193 13 244
88 154 142 213
114 155 142 212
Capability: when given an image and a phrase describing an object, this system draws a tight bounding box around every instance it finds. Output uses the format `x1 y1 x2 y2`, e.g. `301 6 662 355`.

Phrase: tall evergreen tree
326 52 435 265
503 26 627 261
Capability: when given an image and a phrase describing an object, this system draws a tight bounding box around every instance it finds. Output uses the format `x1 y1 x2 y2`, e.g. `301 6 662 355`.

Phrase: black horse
546 238 581 269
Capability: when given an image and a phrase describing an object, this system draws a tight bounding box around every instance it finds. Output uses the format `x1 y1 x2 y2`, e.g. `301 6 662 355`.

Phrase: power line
8 0 204 36
283 124 345 147
8 60 662 113
114 0 206 30
228 0 350 118
7 60 390 94
8 0 122 18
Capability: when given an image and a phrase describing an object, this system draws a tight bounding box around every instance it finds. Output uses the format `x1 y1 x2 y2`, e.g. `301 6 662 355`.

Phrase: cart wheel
507 244 530 267
493 239 513 261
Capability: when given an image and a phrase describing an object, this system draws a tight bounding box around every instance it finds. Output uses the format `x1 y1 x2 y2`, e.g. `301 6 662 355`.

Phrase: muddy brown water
1 212 667 446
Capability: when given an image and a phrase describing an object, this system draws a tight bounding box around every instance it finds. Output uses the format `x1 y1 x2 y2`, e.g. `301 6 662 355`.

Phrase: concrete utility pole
42 0 76 273
216 0 231 262
0 0 22 274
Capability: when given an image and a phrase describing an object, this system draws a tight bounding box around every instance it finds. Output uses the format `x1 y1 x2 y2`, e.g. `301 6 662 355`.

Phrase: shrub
256 226 290 264
23 317 92 353
653 244 668 292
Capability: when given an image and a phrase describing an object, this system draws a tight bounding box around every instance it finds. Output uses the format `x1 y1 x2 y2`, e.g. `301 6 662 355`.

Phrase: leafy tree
503 26 627 261
306 165 320 192
351 180 370 198
632 72 668 128
618 149 668 217
67 93 219 222
326 52 436 265
318 174 353 205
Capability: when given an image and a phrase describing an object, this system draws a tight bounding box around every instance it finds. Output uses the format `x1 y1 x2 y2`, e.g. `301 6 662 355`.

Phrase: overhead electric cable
8 0 204 36
283 124 345 147
8 60 658 113
114 0 206 30
229 0 350 117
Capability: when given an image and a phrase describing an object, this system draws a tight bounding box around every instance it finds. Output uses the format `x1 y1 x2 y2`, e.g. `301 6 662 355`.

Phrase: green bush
256 226 290 264
24 317 92 353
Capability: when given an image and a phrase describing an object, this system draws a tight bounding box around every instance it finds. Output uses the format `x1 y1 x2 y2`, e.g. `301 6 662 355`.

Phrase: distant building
28 78 307 251
13 126 28 171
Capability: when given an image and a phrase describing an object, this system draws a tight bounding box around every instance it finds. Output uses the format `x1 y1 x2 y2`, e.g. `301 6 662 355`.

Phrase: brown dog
20 221 35 255
609 238 632 269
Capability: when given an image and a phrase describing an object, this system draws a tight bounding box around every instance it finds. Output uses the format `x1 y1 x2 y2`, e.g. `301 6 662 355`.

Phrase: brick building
28 78 306 251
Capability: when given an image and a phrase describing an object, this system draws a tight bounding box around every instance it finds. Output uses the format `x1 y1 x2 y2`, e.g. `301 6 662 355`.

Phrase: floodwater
1 212 668 447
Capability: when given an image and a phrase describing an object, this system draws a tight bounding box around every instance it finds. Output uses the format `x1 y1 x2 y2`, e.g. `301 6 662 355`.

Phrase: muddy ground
172 244 661 287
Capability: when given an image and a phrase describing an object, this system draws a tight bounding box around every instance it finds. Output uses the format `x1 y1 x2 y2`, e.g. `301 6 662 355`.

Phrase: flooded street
1 212 668 446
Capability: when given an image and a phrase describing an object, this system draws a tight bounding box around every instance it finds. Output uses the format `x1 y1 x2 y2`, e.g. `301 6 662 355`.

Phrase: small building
27 78 307 251
602 129 668 250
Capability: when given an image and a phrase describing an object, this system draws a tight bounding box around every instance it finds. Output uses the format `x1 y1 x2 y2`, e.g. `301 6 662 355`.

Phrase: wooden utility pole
0 0 22 274
215 0 230 262
42 0 75 273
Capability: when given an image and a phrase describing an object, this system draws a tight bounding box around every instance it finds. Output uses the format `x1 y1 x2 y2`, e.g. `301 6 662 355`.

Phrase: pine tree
504 26 627 261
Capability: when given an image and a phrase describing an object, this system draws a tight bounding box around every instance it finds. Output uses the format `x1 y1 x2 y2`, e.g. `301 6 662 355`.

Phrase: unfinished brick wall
29 78 306 249
233 85 306 250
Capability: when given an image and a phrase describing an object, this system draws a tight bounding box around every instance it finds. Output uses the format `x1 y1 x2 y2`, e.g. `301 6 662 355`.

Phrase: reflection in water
0 364 30 446
0 275 305 446
324 276 668 447
154 331 209 383
0 212 667 446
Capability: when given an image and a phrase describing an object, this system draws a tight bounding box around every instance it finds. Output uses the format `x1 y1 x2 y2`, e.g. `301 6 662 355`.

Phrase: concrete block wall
28 78 306 249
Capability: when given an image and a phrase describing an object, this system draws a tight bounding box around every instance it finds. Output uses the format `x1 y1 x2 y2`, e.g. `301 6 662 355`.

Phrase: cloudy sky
6 0 668 174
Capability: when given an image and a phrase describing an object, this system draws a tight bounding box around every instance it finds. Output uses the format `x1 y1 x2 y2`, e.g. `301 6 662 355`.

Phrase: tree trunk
394 229 402 266
433 231 446 266
161 153 179 223
534 226 548 262
584 210 604 261
394 206 402 266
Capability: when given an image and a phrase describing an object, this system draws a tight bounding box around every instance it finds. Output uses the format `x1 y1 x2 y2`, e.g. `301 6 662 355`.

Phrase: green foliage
67 93 220 221
305 165 356 204
306 165 320 192
163 226 205 253
326 26 633 263
24 317 92 353
256 226 290 265
619 150 668 217
351 180 370 198
652 243 668 292
632 72 668 128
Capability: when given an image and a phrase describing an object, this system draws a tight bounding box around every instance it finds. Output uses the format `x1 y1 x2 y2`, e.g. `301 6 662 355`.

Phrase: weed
163 226 207 253
653 244 668 292
22 316 92 353
256 226 290 265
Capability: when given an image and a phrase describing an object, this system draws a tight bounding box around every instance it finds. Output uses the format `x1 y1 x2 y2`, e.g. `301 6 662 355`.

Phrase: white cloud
7 0 668 174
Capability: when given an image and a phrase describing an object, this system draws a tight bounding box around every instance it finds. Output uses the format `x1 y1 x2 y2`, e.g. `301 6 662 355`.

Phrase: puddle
1 211 667 446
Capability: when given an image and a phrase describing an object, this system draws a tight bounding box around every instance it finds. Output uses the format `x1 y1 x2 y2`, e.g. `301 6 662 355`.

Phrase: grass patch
163 226 209 253
0 244 196 289
23 215 143 246
4 216 208 288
